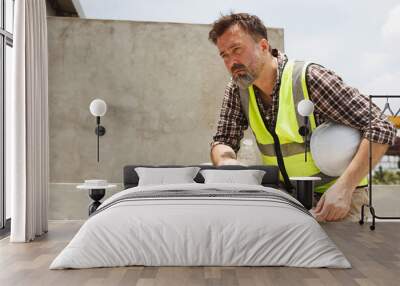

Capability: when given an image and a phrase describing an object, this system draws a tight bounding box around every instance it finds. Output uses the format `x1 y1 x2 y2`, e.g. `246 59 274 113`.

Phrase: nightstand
77 182 116 215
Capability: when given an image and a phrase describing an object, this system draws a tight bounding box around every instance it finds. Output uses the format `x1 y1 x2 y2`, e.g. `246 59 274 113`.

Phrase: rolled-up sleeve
210 80 249 153
307 64 397 145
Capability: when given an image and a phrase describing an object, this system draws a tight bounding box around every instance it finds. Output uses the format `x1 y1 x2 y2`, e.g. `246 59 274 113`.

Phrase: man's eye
233 47 241 54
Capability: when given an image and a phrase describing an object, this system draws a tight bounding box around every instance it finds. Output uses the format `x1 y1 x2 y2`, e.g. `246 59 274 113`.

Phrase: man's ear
259 38 269 52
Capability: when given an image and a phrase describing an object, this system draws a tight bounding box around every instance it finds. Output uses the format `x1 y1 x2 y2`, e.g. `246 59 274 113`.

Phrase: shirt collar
270 49 288 97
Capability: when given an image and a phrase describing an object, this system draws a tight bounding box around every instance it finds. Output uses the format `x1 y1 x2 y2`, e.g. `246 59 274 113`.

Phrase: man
208 13 396 222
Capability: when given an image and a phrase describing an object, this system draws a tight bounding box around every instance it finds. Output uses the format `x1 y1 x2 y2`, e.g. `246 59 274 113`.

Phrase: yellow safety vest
239 60 368 193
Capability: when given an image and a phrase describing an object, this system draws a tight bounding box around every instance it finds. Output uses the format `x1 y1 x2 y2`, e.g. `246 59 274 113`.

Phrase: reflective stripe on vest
239 60 368 193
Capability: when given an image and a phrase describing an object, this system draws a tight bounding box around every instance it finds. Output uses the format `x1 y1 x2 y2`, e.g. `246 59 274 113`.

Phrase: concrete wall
47 17 285 183
47 17 285 218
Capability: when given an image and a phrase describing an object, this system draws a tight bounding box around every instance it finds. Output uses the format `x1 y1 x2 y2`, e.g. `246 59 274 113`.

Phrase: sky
75 0 400 112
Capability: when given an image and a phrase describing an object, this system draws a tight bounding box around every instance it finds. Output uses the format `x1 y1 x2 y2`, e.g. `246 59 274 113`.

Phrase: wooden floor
0 221 399 286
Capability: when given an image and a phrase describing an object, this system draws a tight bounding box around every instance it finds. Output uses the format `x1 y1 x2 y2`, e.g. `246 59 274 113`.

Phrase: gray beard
234 72 255 89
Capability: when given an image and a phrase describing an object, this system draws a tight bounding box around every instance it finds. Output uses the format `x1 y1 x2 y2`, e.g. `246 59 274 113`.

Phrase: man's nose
228 59 239 73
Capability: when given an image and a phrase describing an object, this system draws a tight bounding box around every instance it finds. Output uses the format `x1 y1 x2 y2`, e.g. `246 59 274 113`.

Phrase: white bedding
50 183 351 269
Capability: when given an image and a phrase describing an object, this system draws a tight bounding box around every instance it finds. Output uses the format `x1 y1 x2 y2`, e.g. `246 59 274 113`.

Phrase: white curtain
7 0 49 242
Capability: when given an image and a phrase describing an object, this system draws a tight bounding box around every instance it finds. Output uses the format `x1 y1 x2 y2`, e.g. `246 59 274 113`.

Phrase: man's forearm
336 138 389 191
210 144 237 166
313 138 388 221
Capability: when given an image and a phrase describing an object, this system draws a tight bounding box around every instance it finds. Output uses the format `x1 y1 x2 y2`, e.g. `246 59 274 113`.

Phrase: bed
49 165 351 269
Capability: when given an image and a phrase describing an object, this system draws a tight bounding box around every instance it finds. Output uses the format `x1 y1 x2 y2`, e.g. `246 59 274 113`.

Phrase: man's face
216 24 265 89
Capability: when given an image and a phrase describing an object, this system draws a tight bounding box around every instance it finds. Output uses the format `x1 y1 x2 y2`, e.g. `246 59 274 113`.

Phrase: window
0 0 14 232
5 0 13 33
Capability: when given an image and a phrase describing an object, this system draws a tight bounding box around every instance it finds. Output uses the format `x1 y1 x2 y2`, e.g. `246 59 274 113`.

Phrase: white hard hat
310 121 361 177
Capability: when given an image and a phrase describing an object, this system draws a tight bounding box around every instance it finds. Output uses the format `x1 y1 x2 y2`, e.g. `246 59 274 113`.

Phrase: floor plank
0 220 399 286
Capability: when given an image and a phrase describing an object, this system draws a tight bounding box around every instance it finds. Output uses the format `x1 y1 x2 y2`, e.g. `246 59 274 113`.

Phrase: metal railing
360 95 400 230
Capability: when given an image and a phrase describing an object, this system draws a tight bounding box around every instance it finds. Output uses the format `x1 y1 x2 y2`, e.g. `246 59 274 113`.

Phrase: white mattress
50 183 351 269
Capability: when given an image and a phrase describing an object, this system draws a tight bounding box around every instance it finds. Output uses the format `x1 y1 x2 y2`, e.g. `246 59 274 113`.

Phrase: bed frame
123 165 281 189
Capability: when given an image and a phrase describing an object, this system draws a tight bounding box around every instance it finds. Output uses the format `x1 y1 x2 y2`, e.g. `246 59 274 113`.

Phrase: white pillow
200 169 266 185
135 167 200 186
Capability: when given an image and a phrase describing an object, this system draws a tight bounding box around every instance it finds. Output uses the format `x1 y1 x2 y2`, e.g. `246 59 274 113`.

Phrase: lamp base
88 188 105 215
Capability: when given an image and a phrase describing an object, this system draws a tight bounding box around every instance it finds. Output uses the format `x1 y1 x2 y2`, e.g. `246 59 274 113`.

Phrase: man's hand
211 143 242 166
312 183 353 222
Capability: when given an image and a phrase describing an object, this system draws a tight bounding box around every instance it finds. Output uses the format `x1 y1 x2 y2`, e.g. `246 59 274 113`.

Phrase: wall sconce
89 99 107 162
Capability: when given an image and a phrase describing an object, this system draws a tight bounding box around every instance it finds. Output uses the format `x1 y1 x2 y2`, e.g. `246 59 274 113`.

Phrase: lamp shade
297 99 314 117
89 99 107 117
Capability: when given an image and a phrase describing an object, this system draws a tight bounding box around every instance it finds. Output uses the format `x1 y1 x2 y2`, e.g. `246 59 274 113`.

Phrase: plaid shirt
211 50 397 153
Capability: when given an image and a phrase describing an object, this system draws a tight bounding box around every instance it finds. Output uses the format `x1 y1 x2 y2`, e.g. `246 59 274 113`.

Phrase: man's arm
306 64 397 221
209 80 248 166
314 139 389 221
